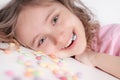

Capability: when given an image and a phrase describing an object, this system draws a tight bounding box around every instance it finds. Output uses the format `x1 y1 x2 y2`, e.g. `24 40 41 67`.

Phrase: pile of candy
2 43 82 80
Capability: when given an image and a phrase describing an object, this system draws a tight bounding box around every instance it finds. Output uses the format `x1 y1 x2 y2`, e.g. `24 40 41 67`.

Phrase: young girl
0 0 120 79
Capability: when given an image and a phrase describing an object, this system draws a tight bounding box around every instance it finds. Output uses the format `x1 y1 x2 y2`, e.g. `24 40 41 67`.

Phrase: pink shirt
92 24 120 56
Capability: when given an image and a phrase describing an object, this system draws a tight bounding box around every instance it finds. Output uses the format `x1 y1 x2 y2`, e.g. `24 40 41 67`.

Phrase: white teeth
72 34 76 40
64 34 76 48
64 37 73 48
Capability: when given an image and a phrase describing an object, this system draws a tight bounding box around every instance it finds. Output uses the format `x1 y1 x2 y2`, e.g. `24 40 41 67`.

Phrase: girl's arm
90 52 120 79
75 51 120 79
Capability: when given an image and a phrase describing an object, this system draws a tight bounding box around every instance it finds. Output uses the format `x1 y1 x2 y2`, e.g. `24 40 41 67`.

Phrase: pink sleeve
97 24 120 56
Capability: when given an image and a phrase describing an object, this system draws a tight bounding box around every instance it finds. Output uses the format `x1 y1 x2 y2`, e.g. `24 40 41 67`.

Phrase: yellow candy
9 43 16 47
40 62 49 68
34 51 43 54
9 43 17 50
26 67 34 72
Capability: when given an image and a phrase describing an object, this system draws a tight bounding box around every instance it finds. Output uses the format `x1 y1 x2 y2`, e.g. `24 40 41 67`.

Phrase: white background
82 0 120 25
0 0 120 25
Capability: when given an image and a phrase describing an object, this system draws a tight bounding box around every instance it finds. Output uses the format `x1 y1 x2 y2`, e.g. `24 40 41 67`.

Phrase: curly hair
0 0 99 50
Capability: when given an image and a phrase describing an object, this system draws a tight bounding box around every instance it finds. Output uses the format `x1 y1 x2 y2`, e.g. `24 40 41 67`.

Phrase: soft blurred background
0 0 120 26
81 0 120 26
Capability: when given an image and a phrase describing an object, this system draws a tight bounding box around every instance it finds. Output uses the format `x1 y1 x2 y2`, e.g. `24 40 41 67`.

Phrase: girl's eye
38 37 46 47
52 15 59 25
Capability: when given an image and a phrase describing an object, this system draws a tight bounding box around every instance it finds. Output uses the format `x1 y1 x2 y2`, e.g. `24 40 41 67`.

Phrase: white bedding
0 43 118 80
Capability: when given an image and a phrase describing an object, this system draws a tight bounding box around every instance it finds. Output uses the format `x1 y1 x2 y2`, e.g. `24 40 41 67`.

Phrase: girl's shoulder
97 24 120 56
99 24 120 38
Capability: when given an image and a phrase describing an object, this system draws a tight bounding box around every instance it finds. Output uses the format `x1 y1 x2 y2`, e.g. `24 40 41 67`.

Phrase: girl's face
15 1 87 57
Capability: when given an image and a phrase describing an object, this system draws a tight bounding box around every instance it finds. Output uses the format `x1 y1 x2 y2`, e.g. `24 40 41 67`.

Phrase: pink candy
5 70 14 77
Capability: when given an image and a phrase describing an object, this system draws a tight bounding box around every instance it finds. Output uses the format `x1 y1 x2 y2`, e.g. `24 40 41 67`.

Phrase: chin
74 44 87 56
56 52 74 58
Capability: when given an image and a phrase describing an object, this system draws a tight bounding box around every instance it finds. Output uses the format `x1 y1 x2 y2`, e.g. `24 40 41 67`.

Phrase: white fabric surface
0 43 118 80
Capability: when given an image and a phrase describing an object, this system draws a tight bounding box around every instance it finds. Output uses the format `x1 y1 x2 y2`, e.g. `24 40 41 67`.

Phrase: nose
50 30 66 49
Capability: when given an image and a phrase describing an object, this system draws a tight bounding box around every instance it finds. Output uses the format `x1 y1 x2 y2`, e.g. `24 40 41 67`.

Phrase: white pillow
0 43 118 80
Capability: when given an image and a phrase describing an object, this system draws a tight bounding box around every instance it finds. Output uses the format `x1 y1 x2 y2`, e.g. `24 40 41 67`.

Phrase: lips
62 33 77 49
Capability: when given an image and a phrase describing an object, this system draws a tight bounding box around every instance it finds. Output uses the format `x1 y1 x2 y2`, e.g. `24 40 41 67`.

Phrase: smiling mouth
62 33 77 49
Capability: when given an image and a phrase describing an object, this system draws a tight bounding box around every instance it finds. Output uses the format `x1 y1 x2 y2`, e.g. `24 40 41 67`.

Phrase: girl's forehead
16 1 62 27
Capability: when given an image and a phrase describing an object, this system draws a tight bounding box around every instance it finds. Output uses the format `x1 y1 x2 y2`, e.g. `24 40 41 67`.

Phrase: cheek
40 44 57 55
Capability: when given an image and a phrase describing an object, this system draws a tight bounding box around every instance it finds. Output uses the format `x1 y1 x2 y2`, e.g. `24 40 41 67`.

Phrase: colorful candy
3 43 81 80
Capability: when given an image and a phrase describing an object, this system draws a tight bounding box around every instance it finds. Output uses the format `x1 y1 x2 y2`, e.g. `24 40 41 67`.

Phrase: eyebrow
45 8 55 22
30 8 55 47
